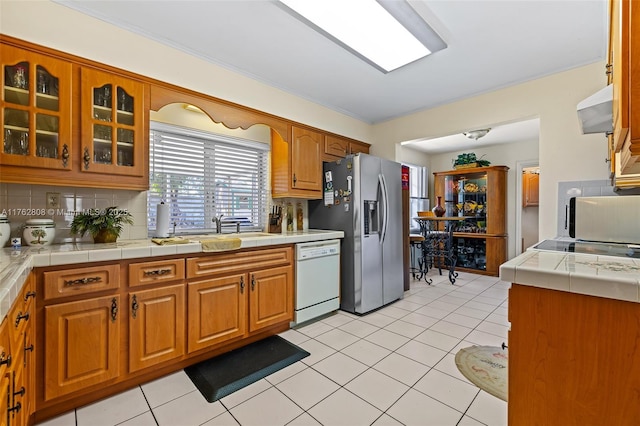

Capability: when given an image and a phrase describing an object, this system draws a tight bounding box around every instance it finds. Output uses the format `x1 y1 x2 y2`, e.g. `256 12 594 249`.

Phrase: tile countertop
0 229 344 319
500 249 640 303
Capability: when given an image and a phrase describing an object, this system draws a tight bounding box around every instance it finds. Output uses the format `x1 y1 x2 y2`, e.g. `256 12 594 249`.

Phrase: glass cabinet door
80 67 144 177
444 171 488 233
1 45 72 170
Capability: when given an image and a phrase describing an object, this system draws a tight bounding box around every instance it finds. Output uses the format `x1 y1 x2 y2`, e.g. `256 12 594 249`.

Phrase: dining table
412 216 467 284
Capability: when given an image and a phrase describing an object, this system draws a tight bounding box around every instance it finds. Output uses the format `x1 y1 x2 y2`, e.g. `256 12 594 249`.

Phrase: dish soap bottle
296 202 304 231
286 201 293 231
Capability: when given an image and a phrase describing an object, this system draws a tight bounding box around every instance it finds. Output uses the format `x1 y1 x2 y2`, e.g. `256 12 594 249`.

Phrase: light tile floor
36 270 509 426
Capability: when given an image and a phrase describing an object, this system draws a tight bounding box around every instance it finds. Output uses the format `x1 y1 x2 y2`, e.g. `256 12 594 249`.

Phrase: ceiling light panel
279 0 431 72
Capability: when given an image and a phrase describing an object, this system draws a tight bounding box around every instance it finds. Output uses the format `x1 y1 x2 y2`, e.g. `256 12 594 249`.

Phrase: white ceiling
55 0 607 153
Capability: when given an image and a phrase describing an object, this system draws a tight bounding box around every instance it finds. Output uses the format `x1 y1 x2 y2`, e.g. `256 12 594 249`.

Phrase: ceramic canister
0 214 10 248
23 218 56 246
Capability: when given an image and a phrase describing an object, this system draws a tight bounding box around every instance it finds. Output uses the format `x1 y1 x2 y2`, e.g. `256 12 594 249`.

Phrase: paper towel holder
155 202 171 238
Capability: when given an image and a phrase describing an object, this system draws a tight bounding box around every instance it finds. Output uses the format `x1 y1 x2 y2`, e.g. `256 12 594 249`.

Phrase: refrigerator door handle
379 173 389 244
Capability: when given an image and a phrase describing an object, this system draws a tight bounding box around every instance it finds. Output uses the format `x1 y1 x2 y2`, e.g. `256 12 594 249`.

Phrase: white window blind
148 122 269 234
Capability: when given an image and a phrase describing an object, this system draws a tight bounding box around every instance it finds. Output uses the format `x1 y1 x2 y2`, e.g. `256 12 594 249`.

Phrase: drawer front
43 264 120 301
187 247 292 279
129 259 185 287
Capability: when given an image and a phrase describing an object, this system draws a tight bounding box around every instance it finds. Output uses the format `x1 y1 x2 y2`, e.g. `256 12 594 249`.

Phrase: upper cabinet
80 67 146 178
271 126 323 199
609 0 640 183
1 36 149 190
1 44 72 171
522 171 539 207
323 134 370 162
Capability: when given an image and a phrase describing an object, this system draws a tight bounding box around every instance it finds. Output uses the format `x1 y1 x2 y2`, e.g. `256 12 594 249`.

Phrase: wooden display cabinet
80 67 146 178
434 165 509 276
1 44 72 171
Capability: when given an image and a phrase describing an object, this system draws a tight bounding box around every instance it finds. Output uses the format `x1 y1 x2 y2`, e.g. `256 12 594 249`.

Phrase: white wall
373 63 609 241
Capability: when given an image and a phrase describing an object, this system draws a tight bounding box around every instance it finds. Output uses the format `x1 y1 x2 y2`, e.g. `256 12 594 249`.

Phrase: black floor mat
184 335 310 402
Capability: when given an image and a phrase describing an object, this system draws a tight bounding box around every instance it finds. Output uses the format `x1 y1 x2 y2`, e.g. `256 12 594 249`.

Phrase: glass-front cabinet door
1 44 72 170
80 67 145 177
443 170 489 232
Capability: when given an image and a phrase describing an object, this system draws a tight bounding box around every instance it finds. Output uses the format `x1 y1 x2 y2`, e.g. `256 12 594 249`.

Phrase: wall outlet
46 192 61 209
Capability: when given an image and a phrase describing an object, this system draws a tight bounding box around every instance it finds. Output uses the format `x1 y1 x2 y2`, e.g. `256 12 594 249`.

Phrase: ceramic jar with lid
0 214 10 248
23 218 56 246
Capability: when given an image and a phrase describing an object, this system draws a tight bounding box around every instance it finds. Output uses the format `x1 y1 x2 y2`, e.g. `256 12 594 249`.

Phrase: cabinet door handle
8 402 21 414
0 352 11 367
292 173 297 186
111 298 118 322
143 269 171 276
24 344 34 367
240 276 245 294
605 63 613 75
13 386 25 398
251 274 256 291
61 144 69 167
64 276 102 286
131 295 138 319
83 147 91 170
14 312 29 328
23 291 36 301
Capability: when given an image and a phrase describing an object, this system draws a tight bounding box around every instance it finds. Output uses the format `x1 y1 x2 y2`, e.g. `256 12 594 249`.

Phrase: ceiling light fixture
278 0 446 73
463 128 491 140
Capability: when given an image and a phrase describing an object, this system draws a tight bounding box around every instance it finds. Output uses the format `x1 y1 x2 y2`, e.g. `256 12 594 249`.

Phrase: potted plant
70 206 134 243
453 153 491 169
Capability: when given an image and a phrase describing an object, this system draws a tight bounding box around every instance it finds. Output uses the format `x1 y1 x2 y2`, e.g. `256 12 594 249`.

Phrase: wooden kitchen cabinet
0 319 10 426
0 273 36 426
187 246 294 343
434 166 508 276
0 43 72 171
35 248 293 422
271 126 323 198
522 171 539 207
608 0 640 176
187 274 247 353
1 36 149 190
323 134 371 162
248 266 293 333
128 285 185 373
80 67 146 179
43 295 120 401
509 284 640 424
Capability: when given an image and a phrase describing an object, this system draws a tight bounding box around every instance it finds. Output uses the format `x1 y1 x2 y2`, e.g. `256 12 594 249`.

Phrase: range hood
577 84 613 134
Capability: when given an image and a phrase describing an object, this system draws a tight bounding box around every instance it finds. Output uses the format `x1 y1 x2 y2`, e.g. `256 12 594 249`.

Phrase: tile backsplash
0 183 148 246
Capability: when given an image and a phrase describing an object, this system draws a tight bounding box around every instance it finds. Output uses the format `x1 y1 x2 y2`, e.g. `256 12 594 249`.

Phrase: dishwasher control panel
296 240 340 260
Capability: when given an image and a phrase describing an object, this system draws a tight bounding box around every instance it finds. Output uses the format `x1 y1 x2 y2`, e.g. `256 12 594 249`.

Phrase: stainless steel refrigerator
309 153 404 314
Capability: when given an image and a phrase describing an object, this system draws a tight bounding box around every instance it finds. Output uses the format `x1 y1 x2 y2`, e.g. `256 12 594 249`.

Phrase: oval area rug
455 345 507 401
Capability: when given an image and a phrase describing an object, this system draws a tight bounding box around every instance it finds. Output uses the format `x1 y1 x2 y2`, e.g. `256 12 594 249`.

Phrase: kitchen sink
186 232 272 241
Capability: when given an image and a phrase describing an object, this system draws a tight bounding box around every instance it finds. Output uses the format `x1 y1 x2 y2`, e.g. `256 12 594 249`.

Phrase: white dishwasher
293 239 341 326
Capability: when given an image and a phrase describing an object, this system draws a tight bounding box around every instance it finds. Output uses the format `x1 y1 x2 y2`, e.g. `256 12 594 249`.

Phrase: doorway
515 161 539 255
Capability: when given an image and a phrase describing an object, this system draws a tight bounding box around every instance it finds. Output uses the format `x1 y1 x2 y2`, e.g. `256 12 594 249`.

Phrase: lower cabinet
186 247 294 352
36 246 294 423
509 284 640 424
0 319 11 426
129 285 185 373
43 295 121 401
249 266 293 333
0 272 36 426
187 274 247 353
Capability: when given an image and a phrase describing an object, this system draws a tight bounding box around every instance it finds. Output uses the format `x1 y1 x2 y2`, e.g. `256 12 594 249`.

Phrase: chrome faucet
213 214 224 233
